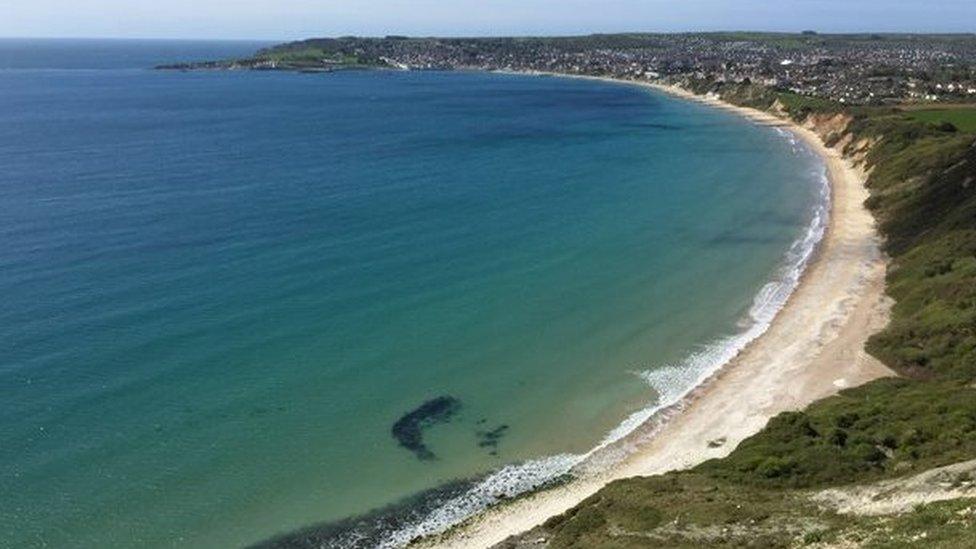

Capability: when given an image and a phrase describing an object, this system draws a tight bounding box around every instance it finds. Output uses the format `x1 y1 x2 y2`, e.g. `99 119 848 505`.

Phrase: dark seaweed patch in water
625 121 683 130
391 396 462 460
476 424 509 456
249 477 479 549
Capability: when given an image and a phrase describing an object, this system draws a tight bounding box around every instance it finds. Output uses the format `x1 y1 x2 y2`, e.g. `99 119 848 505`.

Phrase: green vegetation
774 92 841 117
905 108 976 133
259 47 357 64
848 107 976 380
504 80 976 548
699 380 976 488
253 46 370 69
538 473 832 548
867 230 976 379
533 478 976 548
524 381 976 547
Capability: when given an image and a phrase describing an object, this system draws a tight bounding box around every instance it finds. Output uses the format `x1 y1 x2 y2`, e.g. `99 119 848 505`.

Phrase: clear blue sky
4 0 975 40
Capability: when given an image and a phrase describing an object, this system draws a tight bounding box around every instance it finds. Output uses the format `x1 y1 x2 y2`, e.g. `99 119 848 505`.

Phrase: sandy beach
418 77 894 548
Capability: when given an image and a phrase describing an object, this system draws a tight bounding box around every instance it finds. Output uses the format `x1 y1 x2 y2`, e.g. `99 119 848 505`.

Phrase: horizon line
3 30 976 43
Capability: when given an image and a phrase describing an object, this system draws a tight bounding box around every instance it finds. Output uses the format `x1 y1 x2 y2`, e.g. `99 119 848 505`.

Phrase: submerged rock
476 424 510 456
391 396 462 460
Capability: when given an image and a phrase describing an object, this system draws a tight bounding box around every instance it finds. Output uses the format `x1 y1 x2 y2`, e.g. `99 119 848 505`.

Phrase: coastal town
168 33 976 105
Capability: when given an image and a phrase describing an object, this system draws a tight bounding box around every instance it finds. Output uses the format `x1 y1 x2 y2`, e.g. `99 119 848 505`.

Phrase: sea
0 39 827 548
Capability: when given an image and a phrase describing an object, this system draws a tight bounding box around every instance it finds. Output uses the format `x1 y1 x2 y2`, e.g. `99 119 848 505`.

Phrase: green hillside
905 107 976 133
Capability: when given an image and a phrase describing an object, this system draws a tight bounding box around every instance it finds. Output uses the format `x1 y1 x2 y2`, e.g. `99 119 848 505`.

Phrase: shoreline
415 75 894 548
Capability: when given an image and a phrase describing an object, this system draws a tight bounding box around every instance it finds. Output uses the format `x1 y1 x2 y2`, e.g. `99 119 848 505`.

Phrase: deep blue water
0 40 824 547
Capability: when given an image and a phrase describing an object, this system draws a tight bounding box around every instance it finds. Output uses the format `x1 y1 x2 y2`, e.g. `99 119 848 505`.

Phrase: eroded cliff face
801 112 851 142
782 109 880 174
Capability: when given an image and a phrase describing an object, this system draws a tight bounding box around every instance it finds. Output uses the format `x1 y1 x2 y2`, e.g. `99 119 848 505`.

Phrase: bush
696 379 976 488
756 457 797 478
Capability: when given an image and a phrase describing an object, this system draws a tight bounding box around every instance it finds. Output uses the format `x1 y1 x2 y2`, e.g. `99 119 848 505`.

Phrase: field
904 107 976 133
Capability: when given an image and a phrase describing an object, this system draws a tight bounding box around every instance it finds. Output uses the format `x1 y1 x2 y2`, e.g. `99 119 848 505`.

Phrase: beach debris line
391 396 462 460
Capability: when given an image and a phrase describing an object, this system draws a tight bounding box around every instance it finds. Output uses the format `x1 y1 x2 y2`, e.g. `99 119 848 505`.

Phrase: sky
2 0 975 40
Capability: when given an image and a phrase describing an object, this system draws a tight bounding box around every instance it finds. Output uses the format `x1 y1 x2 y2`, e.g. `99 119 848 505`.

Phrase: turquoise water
0 40 825 548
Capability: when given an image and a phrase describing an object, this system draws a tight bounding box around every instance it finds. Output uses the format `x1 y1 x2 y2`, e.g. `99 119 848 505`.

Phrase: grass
257 48 364 66
774 92 839 117
866 231 976 379
905 108 976 133
849 110 976 380
528 474 976 548
537 473 833 548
